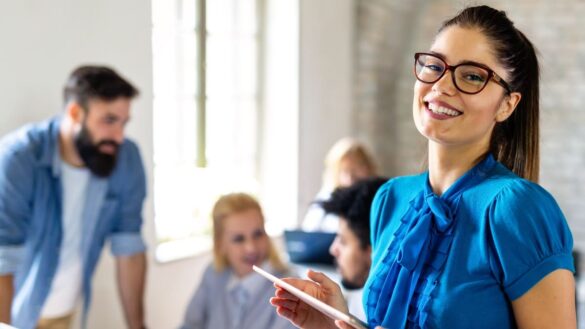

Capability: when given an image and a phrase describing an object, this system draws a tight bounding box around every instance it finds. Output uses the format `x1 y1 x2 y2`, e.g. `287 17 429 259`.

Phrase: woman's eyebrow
429 50 487 67
429 50 446 59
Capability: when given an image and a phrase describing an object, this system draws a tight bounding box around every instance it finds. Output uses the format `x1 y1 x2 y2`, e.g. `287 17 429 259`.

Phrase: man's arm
0 274 13 324
115 252 147 329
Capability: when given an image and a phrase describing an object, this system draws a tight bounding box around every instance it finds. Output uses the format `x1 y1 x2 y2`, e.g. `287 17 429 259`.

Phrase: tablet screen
253 265 368 329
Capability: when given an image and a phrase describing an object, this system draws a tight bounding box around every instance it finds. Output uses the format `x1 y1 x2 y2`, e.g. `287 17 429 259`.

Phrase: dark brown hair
440 5 540 182
63 65 139 110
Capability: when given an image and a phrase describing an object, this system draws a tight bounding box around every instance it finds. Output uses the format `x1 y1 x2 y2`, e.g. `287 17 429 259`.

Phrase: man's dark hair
320 177 387 249
63 65 139 110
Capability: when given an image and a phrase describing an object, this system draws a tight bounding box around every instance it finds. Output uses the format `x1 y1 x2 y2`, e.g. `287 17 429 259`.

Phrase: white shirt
344 287 366 323
40 161 89 318
301 188 339 233
225 261 276 329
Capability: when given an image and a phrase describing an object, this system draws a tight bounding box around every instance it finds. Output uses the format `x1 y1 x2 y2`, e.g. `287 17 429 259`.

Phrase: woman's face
220 208 269 277
337 156 372 188
413 26 520 151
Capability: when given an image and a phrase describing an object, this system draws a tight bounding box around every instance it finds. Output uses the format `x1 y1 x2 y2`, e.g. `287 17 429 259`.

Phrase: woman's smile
424 100 463 120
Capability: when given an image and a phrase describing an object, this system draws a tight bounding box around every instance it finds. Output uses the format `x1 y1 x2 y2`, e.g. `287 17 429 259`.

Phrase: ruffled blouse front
363 155 574 329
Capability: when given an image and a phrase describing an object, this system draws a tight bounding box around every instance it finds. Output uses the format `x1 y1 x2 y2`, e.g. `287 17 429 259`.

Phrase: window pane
153 0 262 262
207 0 234 34
207 36 257 97
236 38 257 96
206 35 236 97
153 96 180 164
236 0 257 35
152 30 178 97
179 33 198 97
179 98 198 164
206 97 237 166
179 0 197 31
153 165 214 240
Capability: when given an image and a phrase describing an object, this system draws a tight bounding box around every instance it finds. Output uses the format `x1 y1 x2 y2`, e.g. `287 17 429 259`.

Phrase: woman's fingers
270 296 298 311
334 319 353 329
274 286 298 300
281 277 314 289
276 306 296 321
307 269 338 291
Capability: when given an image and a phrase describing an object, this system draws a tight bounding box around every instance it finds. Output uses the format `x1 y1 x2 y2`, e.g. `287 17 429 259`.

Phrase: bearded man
0 66 147 329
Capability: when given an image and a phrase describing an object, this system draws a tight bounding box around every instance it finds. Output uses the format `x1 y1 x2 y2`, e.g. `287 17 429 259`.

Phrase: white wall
298 0 354 223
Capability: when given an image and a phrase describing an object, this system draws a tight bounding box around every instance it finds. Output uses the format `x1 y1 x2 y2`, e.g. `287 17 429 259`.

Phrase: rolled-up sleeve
0 143 34 274
110 141 147 256
0 245 25 274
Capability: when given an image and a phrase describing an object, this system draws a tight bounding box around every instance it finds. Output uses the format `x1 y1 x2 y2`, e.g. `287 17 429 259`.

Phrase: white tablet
253 265 369 329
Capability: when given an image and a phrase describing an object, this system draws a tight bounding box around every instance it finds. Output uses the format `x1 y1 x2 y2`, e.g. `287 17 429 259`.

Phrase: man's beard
341 278 363 290
74 123 119 177
335 258 366 290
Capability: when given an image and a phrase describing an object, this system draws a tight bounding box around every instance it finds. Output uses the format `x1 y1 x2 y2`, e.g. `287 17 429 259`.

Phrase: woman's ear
495 92 522 122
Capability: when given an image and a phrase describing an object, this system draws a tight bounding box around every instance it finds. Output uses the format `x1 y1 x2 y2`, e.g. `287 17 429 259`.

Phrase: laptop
284 229 336 265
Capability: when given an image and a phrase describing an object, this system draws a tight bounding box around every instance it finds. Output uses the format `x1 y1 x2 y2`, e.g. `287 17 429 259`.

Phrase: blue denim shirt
0 117 147 329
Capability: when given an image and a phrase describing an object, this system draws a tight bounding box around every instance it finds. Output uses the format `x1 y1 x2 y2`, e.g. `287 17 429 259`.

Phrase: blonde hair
323 137 378 189
212 193 287 272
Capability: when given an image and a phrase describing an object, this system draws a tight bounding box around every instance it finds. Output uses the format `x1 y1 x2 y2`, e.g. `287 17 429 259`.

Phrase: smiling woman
269 5 576 329
179 193 296 329
211 193 285 277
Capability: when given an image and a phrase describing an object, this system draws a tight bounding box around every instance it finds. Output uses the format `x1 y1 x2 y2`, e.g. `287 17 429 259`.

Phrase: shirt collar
38 116 63 177
227 260 272 297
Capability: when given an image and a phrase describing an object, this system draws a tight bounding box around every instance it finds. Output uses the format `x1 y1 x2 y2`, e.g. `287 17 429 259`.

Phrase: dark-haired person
0 66 147 329
320 177 387 323
271 5 575 329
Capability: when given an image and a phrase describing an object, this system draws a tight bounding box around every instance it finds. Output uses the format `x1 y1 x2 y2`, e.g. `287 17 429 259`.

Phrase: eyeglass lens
415 54 491 94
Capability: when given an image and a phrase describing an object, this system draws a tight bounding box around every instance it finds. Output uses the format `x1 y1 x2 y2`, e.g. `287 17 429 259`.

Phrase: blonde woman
302 137 378 232
180 193 296 329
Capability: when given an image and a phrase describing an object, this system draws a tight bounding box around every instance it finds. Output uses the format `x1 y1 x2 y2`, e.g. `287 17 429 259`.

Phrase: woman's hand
270 269 348 329
333 320 385 329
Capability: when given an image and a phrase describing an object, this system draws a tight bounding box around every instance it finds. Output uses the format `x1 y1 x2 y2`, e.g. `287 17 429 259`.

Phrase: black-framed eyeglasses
414 52 512 95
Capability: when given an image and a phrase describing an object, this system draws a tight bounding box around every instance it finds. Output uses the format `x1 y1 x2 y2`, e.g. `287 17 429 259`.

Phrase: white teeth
428 103 461 117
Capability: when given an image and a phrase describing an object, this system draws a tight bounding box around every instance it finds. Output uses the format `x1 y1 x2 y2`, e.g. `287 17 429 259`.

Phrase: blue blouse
363 155 574 329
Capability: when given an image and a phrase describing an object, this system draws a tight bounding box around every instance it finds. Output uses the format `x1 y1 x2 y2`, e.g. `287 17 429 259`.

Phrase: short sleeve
487 179 574 300
110 141 147 256
0 143 34 274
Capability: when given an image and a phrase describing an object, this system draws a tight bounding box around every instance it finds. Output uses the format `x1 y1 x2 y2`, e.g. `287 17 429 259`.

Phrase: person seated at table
302 137 378 232
322 177 387 322
180 193 296 329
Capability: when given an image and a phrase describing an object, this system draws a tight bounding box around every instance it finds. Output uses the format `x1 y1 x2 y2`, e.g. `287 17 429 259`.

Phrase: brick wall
353 0 585 248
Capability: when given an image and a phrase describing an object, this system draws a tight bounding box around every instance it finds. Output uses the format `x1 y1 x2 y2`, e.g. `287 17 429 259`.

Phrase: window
151 0 263 262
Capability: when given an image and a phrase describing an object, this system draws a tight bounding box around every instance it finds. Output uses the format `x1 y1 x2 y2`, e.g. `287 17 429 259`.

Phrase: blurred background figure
0 66 147 329
180 193 295 329
320 177 387 322
302 137 378 232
